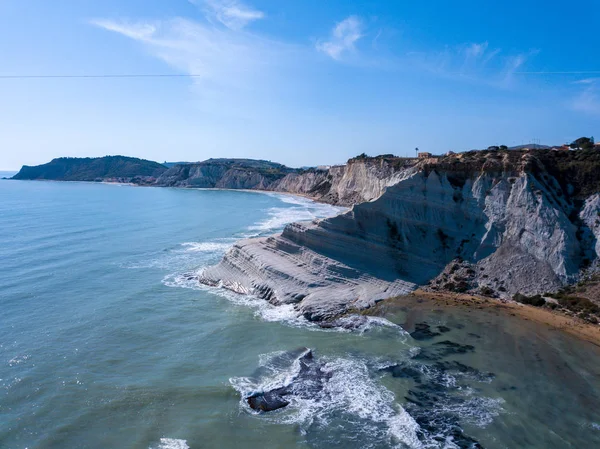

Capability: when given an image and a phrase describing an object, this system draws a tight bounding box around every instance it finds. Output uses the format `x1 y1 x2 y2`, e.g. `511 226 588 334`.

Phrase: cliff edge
201 149 600 321
12 156 167 183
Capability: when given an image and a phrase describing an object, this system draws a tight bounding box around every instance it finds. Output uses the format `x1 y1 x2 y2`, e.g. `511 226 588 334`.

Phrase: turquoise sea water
2 179 600 449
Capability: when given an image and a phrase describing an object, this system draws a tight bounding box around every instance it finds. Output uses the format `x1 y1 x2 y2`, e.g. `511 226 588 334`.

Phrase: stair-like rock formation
201 150 600 319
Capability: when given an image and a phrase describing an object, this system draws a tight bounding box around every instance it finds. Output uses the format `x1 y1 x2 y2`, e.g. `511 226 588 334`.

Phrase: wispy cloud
575 77 600 85
407 41 533 88
90 19 157 41
316 16 364 61
571 78 600 115
90 17 300 117
501 53 528 86
190 0 265 30
464 42 489 59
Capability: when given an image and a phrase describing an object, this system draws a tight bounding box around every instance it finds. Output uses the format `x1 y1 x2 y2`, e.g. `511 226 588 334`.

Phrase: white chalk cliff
200 150 600 320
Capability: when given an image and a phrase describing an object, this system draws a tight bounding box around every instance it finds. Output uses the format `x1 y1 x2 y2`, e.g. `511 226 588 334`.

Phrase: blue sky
1 0 599 169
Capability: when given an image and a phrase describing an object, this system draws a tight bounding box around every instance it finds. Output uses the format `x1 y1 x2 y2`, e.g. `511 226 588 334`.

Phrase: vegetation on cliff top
513 275 600 324
428 148 600 199
13 156 167 181
200 158 295 179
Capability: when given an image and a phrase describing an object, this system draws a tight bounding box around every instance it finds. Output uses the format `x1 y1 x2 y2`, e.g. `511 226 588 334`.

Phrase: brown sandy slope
380 289 600 348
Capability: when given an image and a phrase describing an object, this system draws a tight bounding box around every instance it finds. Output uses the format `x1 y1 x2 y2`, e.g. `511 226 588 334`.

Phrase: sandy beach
374 289 600 348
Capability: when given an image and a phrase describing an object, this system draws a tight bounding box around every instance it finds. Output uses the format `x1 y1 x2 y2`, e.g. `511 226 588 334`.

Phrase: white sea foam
164 271 410 336
7 355 30 367
248 194 345 233
180 241 235 253
150 438 189 449
443 395 505 428
123 238 235 271
231 353 423 449
134 193 342 277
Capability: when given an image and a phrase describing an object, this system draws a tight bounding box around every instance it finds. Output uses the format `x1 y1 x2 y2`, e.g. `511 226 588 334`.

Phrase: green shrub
513 293 546 307
480 286 495 296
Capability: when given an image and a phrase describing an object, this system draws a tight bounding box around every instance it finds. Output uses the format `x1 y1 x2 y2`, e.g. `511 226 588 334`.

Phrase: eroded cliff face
154 156 417 206
154 159 289 189
580 194 600 264
270 157 415 206
200 150 600 320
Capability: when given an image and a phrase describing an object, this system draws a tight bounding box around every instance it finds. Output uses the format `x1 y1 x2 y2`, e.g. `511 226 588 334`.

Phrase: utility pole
415 147 419 158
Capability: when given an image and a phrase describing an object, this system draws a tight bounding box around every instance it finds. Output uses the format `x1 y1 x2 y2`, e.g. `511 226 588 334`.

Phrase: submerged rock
381 346 499 448
415 340 476 361
379 363 423 383
410 322 441 340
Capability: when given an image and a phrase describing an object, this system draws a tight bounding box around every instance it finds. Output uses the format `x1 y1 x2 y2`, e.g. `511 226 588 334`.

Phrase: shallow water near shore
1 179 600 449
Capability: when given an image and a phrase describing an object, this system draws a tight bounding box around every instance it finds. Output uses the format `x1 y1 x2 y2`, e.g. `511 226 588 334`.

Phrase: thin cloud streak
190 0 265 30
571 78 600 115
90 17 303 118
90 19 157 41
406 41 532 88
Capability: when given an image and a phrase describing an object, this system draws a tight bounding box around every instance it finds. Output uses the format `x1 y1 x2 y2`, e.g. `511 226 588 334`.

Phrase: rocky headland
13 149 600 326
12 156 167 183
199 149 600 324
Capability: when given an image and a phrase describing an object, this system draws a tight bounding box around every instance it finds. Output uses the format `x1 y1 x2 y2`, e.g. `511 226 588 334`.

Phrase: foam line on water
150 438 189 449
180 241 235 252
247 194 346 233
164 271 409 335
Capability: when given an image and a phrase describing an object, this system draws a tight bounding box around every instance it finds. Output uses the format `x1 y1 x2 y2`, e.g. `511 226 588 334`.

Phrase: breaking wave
248 194 345 232
163 272 406 334
230 350 422 449
232 349 504 448
126 193 343 273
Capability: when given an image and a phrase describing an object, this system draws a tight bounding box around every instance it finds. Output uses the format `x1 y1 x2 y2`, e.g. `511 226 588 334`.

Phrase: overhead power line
0 74 203 79
1 71 598 80
515 71 600 75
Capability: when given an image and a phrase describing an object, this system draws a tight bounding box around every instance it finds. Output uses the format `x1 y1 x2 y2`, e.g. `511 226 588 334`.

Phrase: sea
1 175 600 449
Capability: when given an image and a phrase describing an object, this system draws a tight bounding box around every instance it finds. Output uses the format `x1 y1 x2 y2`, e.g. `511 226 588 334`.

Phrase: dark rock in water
411 406 484 449
406 381 486 448
383 353 492 448
437 325 451 333
415 340 475 361
247 390 290 412
410 322 441 340
435 340 475 353
319 315 369 330
286 350 332 397
433 361 494 382
244 348 331 413
468 332 481 339
380 363 423 383
405 388 439 407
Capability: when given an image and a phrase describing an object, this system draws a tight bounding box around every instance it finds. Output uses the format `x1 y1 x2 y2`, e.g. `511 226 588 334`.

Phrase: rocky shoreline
198 150 600 331
373 290 600 347
14 150 600 330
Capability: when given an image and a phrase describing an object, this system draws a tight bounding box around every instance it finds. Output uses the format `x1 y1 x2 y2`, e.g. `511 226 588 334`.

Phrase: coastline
371 289 600 348
7 177 340 207
9 177 600 346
